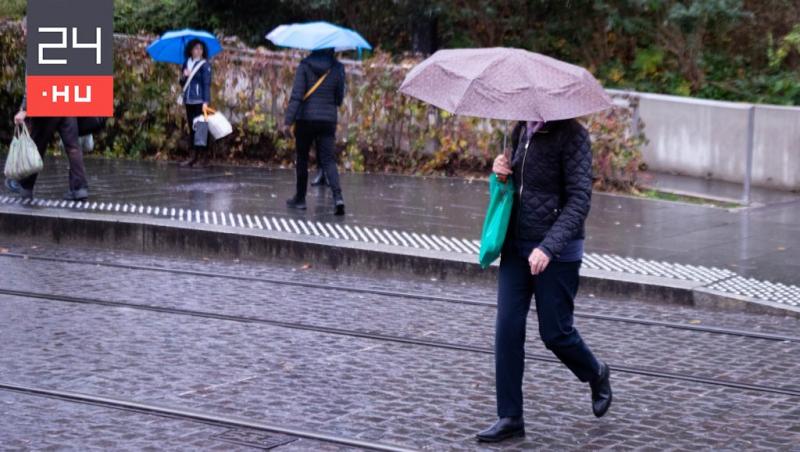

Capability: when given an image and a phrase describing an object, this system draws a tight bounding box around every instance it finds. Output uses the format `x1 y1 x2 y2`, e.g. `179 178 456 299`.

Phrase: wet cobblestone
0 243 798 450
0 247 798 393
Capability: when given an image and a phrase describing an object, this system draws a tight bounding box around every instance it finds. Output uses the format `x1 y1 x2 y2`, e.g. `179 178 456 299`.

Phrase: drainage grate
212 429 298 449
2 195 798 309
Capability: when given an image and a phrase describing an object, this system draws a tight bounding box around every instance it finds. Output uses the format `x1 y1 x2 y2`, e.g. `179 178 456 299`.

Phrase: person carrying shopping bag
399 48 614 443
179 39 213 167
6 16 88 201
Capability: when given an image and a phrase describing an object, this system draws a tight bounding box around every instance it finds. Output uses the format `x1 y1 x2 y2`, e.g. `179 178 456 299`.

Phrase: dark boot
286 196 307 210
333 192 345 216
590 361 612 418
476 417 525 443
311 169 328 186
180 149 198 167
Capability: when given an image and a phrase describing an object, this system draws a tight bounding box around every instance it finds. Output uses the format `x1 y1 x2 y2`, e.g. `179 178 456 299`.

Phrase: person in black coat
9 15 87 201
476 119 612 443
179 39 212 167
283 48 347 216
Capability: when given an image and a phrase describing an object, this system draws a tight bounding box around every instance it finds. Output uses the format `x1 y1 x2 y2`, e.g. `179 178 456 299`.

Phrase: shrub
0 21 644 191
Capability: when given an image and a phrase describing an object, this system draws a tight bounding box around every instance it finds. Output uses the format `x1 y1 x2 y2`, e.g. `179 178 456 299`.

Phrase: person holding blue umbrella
270 22 371 216
282 47 346 215
178 39 213 167
148 30 221 167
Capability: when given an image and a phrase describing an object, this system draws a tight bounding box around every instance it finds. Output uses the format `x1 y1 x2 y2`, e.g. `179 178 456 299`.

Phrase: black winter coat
284 50 346 126
508 119 593 259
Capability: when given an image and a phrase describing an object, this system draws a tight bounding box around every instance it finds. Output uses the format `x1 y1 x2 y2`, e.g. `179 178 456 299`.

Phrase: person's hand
202 103 209 114
528 248 551 275
493 153 512 180
183 68 191 77
280 124 293 139
13 110 26 125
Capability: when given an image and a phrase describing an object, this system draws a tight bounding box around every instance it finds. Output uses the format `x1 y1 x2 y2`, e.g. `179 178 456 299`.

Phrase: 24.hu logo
26 0 113 117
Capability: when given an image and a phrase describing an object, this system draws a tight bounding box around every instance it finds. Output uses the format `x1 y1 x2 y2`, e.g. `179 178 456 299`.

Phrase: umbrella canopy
147 29 223 64
399 47 612 122
266 21 372 52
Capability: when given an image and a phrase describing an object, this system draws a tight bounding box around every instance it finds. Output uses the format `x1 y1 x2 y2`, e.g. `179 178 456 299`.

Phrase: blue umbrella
147 29 223 65
266 21 372 52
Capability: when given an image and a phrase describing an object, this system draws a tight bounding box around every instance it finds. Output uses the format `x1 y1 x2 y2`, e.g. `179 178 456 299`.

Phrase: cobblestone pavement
0 242 799 451
0 391 345 451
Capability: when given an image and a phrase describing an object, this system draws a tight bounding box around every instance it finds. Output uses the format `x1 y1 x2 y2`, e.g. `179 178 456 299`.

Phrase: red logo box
26 75 113 117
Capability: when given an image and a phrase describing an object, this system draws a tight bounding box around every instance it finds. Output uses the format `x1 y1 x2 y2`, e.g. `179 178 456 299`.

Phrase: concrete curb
0 206 797 318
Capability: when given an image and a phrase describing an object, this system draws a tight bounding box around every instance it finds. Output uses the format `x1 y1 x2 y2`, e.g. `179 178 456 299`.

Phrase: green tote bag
479 173 514 268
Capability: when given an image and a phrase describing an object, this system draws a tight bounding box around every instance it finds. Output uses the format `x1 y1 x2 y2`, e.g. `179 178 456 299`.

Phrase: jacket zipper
516 133 532 239
520 137 531 196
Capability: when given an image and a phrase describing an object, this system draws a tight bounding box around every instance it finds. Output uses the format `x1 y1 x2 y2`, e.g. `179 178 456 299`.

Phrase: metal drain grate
212 429 297 449
2 195 798 308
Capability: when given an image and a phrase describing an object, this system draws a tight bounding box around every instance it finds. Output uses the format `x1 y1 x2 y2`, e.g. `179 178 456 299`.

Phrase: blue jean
494 239 601 418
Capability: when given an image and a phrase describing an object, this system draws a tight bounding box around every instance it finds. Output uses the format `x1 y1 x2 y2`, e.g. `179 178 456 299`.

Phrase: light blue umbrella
147 29 223 65
266 21 372 52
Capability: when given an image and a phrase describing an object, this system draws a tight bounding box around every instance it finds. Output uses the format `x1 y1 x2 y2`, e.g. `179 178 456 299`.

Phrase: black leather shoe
311 170 328 186
286 197 307 210
475 417 524 443
591 361 612 418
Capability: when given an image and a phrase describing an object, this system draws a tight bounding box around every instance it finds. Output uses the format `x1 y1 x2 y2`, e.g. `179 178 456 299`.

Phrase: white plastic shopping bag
204 107 233 140
4 124 43 180
207 112 233 139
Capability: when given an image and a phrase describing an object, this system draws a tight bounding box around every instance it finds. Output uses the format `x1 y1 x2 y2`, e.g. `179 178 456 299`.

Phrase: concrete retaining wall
608 90 800 191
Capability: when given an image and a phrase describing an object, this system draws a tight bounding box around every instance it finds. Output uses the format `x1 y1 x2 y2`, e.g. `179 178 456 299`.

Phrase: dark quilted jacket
179 59 212 104
284 50 346 126
508 119 593 259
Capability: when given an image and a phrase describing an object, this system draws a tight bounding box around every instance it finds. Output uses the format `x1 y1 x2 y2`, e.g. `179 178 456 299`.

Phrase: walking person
283 48 346 216
179 39 212 167
7 16 88 201
476 119 612 443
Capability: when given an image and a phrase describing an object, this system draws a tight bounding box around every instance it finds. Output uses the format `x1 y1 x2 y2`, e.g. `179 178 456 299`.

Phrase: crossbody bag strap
182 59 206 94
302 69 331 101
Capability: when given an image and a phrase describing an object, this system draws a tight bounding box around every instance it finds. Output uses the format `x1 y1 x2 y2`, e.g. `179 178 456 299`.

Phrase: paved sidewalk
640 170 800 206
12 157 798 287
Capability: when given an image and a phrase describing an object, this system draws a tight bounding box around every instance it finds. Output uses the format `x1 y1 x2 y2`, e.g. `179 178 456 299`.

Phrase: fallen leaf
689 320 702 324
301 263 312 270
0 248 8 254
777 246 786 251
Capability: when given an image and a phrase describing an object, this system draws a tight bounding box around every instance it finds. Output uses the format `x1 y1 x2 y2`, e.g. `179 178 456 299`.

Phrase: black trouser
294 120 342 201
185 103 207 152
495 239 601 418
20 117 86 191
